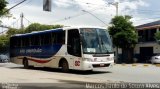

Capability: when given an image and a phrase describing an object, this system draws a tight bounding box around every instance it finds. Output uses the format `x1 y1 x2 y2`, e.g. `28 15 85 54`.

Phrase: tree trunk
122 48 133 63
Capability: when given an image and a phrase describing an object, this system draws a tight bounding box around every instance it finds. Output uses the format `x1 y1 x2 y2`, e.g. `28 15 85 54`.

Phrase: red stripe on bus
28 58 51 63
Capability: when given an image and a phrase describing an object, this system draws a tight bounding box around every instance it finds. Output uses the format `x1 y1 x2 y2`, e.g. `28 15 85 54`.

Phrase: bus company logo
75 60 80 66
20 48 42 53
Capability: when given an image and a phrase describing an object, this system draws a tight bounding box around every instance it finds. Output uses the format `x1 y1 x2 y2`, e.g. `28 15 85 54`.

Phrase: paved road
0 63 103 89
0 63 105 83
82 64 160 83
0 63 160 84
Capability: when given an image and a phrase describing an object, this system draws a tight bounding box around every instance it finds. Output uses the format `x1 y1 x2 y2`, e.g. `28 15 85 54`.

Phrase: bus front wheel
61 60 69 72
23 58 29 69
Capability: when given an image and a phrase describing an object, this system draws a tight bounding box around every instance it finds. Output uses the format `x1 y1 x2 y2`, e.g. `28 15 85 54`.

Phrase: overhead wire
50 0 112 24
12 0 32 9
24 16 32 26
51 7 105 24
50 0 123 25
9 17 20 28
7 0 160 27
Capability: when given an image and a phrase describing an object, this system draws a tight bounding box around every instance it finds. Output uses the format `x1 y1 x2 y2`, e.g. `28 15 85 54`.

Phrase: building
134 20 160 63
116 20 160 63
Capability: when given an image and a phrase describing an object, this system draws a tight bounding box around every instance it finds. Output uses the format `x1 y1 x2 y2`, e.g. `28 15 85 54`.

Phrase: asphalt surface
82 64 160 83
0 63 160 89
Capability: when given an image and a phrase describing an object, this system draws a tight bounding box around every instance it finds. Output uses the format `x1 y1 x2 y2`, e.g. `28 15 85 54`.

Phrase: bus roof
63 26 106 30
11 26 107 37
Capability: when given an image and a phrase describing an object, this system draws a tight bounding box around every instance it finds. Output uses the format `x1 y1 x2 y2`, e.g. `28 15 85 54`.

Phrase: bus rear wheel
61 60 69 72
23 58 29 69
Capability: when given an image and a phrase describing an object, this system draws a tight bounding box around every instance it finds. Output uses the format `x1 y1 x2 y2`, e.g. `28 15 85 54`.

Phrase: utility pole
114 2 119 62
108 2 119 62
20 13 24 29
109 2 118 16
82 10 107 26
115 2 118 16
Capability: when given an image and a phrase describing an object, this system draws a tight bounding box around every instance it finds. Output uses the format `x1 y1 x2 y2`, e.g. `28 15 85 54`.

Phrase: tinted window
41 33 52 45
30 35 41 46
51 31 65 44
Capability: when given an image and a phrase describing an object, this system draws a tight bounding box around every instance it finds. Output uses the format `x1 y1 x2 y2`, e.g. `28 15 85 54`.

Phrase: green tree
0 35 9 53
155 31 160 44
25 23 63 33
155 32 160 40
25 23 42 33
0 0 8 16
108 15 138 63
6 28 18 37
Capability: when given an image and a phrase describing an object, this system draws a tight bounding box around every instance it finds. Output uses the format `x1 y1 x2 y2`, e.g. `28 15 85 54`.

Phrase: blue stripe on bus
10 44 62 58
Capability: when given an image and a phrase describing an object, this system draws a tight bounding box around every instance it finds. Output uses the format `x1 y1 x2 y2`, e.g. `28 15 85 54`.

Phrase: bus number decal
75 61 80 66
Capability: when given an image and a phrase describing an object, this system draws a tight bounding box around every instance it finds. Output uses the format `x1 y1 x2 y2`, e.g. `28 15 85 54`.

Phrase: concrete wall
134 42 160 54
114 42 160 63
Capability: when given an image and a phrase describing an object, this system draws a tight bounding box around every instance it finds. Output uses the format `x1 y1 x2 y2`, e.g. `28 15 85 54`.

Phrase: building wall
114 42 160 63
134 42 160 54
113 26 160 63
134 42 160 62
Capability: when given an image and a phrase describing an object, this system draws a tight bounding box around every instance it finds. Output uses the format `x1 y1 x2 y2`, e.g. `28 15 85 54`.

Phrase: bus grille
92 64 110 67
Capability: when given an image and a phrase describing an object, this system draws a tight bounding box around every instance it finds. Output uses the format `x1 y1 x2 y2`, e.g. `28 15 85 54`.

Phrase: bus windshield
80 28 113 54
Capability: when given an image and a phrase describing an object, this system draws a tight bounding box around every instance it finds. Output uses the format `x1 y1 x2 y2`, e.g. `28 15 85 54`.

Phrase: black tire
61 60 69 72
23 58 29 69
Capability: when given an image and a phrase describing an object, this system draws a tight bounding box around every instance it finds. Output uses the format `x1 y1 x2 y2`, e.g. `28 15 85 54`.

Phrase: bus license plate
100 64 105 67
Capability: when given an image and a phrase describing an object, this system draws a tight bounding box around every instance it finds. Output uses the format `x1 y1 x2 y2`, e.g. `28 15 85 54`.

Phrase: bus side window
16 37 21 47
67 29 81 57
57 31 65 44
51 32 56 44
40 33 51 46
21 37 29 47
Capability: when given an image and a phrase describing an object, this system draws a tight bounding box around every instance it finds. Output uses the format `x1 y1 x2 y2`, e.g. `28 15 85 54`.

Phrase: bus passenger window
57 31 65 44
41 33 52 46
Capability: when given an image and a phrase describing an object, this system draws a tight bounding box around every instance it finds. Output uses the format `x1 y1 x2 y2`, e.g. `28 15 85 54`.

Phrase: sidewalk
115 63 160 67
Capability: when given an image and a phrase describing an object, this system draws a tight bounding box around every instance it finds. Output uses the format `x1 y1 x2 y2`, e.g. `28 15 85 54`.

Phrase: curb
116 63 159 67
155 64 160 67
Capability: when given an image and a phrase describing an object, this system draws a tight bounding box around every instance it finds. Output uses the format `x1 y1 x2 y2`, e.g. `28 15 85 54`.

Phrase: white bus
10 27 114 72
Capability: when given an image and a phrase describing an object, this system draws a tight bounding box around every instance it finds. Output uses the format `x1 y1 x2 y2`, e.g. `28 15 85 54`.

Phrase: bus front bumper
81 61 114 71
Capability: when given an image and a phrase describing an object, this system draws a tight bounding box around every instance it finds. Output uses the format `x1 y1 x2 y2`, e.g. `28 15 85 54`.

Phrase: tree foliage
0 35 9 52
155 31 160 40
0 0 8 17
108 15 138 49
108 15 138 63
25 23 63 33
7 23 63 37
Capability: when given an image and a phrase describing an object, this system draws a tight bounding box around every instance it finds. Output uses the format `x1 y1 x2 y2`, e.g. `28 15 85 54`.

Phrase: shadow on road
9 66 112 75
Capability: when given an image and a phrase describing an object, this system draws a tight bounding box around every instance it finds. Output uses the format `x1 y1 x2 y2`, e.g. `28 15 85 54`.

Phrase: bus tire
61 60 69 72
23 58 29 69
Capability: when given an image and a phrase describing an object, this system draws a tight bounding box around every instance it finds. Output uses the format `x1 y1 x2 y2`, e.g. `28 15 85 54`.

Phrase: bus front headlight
107 57 114 61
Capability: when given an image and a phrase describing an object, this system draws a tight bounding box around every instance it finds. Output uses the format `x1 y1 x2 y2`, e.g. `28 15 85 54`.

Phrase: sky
1 0 160 30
